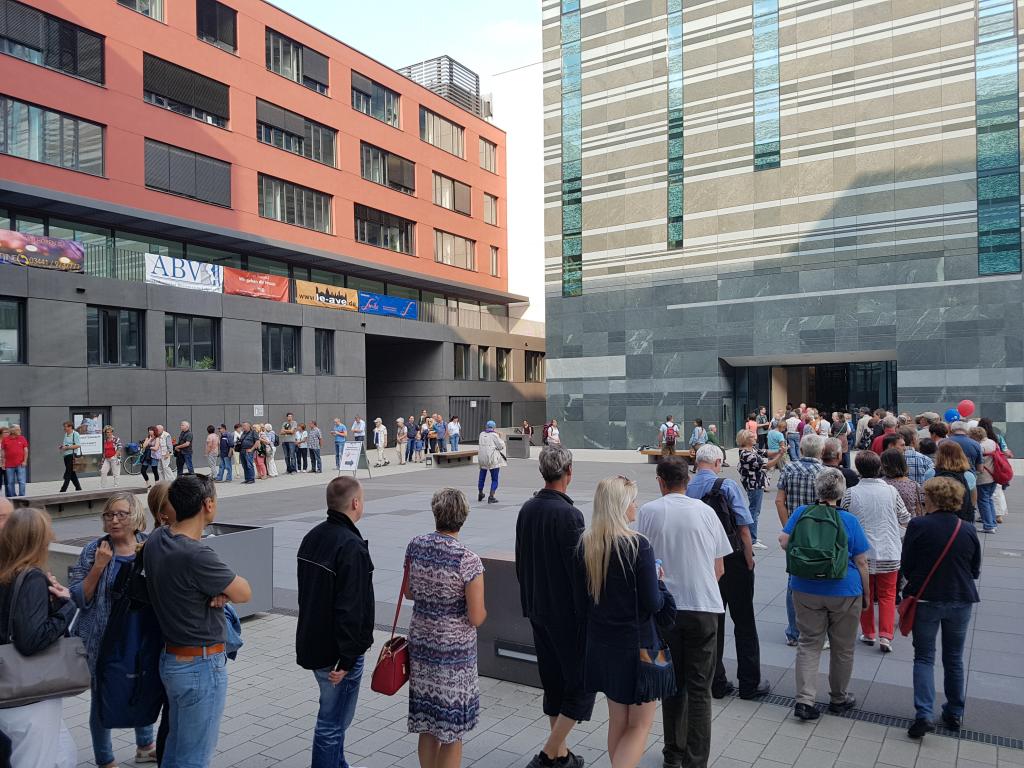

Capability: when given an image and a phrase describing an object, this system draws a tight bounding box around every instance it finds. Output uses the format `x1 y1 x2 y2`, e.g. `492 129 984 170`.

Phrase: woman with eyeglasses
68 491 157 768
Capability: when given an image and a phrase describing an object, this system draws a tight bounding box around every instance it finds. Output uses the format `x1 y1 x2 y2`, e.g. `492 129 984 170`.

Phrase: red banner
223 267 289 302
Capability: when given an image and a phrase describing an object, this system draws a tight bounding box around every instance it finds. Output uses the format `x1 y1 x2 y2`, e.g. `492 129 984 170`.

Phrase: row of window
0 94 104 176
0 298 543 380
0 0 104 83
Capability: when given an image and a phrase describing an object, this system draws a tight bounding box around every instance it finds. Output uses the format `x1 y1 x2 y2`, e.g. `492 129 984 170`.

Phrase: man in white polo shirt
637 457 732 768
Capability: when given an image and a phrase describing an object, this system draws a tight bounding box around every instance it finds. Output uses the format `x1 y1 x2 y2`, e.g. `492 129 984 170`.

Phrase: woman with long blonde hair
0 507 78 767
579 476 672 768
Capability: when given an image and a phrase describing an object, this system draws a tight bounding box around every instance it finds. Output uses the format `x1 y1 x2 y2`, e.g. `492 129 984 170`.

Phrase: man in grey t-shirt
280 413 298 473
145 474 251 768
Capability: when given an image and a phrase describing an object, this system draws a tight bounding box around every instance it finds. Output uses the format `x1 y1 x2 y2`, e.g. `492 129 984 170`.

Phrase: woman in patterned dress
405 488 487 768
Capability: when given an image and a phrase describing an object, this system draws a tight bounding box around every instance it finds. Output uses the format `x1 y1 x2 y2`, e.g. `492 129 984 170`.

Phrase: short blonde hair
103 491 147 533
923 477 965 512
431 488 469 532
735 429 755 448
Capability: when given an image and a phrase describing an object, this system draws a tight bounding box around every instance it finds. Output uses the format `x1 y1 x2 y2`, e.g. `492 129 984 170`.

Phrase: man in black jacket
296 476 375 768
515 445 593 768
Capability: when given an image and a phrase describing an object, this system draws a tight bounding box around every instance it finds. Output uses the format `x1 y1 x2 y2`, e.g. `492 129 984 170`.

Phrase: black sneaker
488 495 499 504
794 703 819 721
557 751 584 768
940 712 961 731
712 681 736 699
740 680 771 700
827 694 856 714
907 719 935 739
478 491 485 502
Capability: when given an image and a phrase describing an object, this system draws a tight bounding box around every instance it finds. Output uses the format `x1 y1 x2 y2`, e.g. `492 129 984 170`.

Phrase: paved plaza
44 449 1024 767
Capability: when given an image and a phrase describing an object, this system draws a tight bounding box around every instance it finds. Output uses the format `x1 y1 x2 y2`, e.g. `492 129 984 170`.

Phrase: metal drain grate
754 692 1023 749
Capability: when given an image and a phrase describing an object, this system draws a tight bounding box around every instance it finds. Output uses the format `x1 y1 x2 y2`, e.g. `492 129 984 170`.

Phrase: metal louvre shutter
283 109 305 137
144 55 191 105
43 17 60 68
386 153 403 188
301 47 328 86
400 158 415 191
76 29 103 84
256 100 286 130
453 180 471 215
167 145 197 198
5 0 44 49
195 153 230 206
0 3 6 38
217 3 236 50
144 139 170 190
351 71 372 95
192 73 229 120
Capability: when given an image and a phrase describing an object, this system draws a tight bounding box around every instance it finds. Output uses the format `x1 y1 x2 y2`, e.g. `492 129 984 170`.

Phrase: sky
273 0 546 320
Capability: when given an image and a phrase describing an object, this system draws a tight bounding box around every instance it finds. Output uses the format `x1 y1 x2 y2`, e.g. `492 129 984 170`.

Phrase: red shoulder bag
897 519 961 636
370 565 410 695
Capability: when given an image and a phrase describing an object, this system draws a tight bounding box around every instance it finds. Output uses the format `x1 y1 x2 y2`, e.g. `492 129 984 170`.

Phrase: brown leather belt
165 643 225 659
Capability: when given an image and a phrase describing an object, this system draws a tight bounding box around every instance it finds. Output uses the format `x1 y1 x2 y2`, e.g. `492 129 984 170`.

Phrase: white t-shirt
548 427 561 444
447 421 461 437
817 420 831 437
785 416 801 434
636 493 733 613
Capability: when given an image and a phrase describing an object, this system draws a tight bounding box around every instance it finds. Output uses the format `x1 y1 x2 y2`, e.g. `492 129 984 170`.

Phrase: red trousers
860 571 899 640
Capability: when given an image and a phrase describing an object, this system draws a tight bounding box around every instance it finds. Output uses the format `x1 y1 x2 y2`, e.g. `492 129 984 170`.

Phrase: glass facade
560 0 582 297
752 0 781 171
666 0 684 248
976 0 1021 275
0 95 104 176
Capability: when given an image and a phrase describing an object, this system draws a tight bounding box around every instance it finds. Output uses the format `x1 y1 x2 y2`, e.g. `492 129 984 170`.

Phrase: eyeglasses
102 511 130 522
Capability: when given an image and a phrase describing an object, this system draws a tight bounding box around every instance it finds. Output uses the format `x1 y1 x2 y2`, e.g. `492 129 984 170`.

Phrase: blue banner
358 290 418 320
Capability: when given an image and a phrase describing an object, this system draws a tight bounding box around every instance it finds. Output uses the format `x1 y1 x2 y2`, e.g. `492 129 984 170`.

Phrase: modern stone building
542 0 1024 450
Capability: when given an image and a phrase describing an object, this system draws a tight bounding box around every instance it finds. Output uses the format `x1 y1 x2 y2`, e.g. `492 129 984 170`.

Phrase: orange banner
223 267 289 302
294 279 357 311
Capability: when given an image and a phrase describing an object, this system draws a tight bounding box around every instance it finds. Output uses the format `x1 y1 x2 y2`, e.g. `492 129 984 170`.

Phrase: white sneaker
752 540 768 550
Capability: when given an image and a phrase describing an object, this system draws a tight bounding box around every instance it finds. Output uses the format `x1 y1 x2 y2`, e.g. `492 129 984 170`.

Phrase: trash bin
506 433 530 459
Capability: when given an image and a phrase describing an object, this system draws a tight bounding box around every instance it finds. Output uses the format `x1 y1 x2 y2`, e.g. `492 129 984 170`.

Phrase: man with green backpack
779 467 870 722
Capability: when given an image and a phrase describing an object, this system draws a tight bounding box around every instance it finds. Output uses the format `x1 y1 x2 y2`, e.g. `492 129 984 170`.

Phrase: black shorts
530 618 595 722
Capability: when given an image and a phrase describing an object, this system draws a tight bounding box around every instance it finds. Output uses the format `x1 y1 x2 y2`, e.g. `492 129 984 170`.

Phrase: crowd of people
0 398 1005 768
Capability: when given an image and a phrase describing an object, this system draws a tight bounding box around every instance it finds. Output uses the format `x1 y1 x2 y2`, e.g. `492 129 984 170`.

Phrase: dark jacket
901 511 981 603
515 488 587 625
583 536 667 650
219 433 232 458
295 511 374 671
0 567 76 656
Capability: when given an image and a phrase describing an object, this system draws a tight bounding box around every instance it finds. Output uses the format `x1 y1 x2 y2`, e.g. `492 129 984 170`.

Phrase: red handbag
897 519 961 636
370 565 410 695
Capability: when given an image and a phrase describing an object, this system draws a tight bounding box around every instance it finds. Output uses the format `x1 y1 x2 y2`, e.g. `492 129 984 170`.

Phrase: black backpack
701 478 743 554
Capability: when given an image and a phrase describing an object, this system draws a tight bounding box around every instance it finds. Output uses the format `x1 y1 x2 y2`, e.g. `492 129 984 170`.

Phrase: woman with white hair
68 491 157 767
780 468 870 721
373 418 389 468
580 475 674 768
396 418 408 465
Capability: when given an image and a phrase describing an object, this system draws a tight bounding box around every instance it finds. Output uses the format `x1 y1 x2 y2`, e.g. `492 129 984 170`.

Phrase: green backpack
786 504 849 580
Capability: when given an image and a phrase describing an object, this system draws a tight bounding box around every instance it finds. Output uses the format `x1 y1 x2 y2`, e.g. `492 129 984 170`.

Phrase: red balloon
957 399 975 418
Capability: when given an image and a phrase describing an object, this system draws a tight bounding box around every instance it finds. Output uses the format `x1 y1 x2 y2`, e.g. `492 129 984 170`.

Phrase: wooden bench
432 449 478 467
13 487 149 519
639 448 695 465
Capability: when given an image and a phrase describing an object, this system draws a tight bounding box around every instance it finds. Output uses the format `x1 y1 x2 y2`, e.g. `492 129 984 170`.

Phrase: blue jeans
159 651 227 768
786 586 799 642
450 435 460 451
335 441 344 469
405 438 414 462
283 442 297 472
89 683 154 765
786 434 800 461
977 483 997 530
311 656 364 768
479 468 500 494
5 466 25 497
310 448 322 472
746 488 763 541
912 601 972 721
438 436 447 452
242 450 255 482
217 456 232 482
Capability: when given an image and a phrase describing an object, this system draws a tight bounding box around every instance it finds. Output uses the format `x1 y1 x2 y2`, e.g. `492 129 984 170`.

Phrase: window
266 29 328 94
479 137 497 172
0 1 104 84
197 0 236 53
315 328 334 375
143 54 229 127
454 343 469 380
0 95 103 176
118 0 163 21
258 174 332 233
666 0 683 248
0 298 24 363
419 107 464 157
165 314 217 369
261 323 299 373
432 173 471 215
351 72 399 127
489 246 499 277
478 346 490 380
496 348 512 382
144 139 231 207
752 0 781 171
525 351 545 383
354 204 414 254
434 230 475 270
360 142 414 194
115 231 183 258
560 0 582 296
387 284 418 300
256 99 336 166
484 193 498 225
87 306 143 367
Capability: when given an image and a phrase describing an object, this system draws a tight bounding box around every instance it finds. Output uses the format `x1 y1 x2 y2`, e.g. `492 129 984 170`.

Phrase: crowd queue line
0 397 992 768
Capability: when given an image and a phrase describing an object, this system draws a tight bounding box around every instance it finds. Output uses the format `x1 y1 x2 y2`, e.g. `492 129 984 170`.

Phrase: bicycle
122 442 144 476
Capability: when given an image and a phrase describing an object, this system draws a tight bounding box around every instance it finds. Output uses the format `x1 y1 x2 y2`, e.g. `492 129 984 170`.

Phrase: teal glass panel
752 0 780 170
667 0 684 248
560 0 583 296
